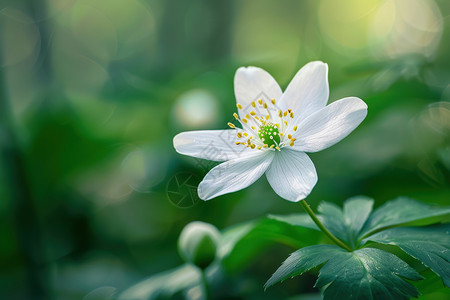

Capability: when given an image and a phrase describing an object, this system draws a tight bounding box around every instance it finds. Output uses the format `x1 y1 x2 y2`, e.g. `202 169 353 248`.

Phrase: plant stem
200 268 211 300
300 199 352 252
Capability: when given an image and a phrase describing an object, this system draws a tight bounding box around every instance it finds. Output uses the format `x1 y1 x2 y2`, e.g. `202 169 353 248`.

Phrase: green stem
300 199 352 252
200 269 211 300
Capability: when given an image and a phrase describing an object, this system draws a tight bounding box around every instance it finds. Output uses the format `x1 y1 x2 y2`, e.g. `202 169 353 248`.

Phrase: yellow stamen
293 125 298 131
228 122 235 128
288 134 292 139
250 144 255 149
280 132 284 137
290 112 294 118
284 111 288 117
242 119 248 123
257 146 262 150
290 141 294 147
237 132 242 138
278 110 282 118
263 144 268 148
251 101 256 107
269 145 275 149
250 111 256 116
233 113 239 120
271 98 276 104
237 103 242 109
265 115 270 120
235 142 241 145
245 114 250 119
263 103 268 109
291 138 296 141
243 132 248 137
275 146 281 151
258 99 263 105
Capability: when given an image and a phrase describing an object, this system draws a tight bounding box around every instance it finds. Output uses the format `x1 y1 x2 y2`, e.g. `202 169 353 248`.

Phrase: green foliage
117 264 200 300
358 197 450 238
220 218 321 273
116 217 322 299
365 225 450 287
116 197 449 300
265 197 450 299
315 248 422 300
268 213 320 231
264 245 347 289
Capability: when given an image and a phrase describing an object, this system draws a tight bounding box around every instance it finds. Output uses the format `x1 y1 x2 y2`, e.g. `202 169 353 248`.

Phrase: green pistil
258 123 280 147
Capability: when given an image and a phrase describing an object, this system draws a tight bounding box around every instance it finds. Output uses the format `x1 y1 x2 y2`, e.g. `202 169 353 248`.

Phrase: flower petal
292 97 368 153
280 61 329 125
173 130 253 161
198 151 274 200
266 149 317 202
234 66 282 118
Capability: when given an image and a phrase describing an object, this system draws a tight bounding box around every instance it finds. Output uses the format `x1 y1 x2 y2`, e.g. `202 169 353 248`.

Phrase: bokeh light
370 0 443 58
172 89 220 129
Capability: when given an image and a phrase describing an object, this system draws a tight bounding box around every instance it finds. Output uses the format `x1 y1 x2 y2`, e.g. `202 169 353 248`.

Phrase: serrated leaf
320 196 374 249
343 196 374 238
318 202 351 245
359 197 450 239
365 224 450 287
264 245 345 289
270 197 373 249
315 248 423 300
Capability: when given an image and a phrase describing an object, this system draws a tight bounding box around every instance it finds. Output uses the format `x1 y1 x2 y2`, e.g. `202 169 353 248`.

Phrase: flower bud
178 221 220 269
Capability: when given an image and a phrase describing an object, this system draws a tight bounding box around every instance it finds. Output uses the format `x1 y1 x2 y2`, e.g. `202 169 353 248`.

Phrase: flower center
228 98 298 151
258 123 280 147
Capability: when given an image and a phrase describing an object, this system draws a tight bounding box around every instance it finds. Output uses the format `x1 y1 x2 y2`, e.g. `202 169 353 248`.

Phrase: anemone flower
173 61 367 202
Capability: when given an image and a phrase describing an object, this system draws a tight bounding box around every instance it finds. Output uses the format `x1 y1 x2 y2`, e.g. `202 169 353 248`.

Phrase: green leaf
365 224 450 287
343 196 374 238
217 220 257 260
220 218 320 273
267 213 320 231
270 197 374 249
264 245 345 289
318 196 374 248
359 197 450 238
266 246 423 300
117 264 200 300
317 202 349 245
315 248 423 300
317 201 358 249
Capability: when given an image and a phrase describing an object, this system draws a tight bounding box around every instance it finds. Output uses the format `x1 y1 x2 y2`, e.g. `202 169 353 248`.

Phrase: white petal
292 97 368 153
234 66 282 118
173 130 253 161
198 151 274 200
266 149 317 202
280 61 329 125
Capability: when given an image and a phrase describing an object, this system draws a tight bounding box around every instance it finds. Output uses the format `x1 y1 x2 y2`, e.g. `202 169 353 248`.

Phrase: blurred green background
0 0 449 299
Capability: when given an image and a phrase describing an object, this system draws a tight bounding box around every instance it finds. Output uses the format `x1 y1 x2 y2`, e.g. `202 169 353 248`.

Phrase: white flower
173 61 367 202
